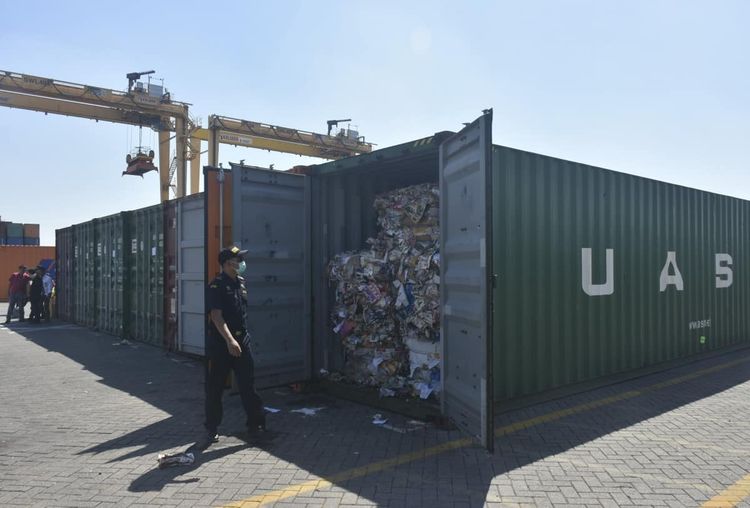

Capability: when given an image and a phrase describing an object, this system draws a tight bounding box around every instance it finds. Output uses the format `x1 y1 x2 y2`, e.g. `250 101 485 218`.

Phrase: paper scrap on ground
157 452 195 469
264 406 281 414
372 414 388 425
290 407 325 417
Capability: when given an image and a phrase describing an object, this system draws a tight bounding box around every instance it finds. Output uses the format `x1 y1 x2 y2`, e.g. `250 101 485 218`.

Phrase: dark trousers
204 342 265 433
29 296 43 322
5 293 25 322
43 295 51 321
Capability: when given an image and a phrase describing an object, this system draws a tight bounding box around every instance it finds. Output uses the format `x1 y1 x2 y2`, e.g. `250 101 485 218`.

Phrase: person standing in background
42 268 54 322
28 267 45 324
5 265 29 324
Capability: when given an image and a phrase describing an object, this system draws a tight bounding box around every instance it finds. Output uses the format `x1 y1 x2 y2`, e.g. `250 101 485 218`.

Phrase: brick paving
2 302 750 507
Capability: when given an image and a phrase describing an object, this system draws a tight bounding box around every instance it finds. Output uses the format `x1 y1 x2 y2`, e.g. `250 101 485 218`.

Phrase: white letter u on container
582 248 614 296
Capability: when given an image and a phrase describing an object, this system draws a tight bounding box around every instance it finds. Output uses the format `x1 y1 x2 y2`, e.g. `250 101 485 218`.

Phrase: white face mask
237 261 247 275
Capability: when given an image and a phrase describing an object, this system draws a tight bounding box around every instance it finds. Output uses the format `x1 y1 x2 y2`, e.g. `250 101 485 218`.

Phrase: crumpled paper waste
328 183 442 400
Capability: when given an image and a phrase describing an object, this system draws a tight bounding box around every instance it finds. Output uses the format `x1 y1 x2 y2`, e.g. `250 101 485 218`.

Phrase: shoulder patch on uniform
209 284 218 288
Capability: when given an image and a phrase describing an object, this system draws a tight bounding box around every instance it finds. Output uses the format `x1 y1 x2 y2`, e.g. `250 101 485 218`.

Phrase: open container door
439 110 494 451
230 163 311 388
177 195 206 355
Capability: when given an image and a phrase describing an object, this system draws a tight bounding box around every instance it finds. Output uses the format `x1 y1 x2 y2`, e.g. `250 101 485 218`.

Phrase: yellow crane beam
0 70 189 202
0 70 189 119
192 115 373 166
0 90 169 129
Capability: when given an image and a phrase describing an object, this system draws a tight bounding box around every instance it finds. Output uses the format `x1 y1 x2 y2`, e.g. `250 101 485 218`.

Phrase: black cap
219 245 248 265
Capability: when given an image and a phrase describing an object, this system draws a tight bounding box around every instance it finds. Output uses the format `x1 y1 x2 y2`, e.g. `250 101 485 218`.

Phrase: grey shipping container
222 111 750 450
176 193 206 356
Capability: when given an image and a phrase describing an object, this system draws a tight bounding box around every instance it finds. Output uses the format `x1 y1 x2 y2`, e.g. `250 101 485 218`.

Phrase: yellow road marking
222 356 750 508
702 474 750 507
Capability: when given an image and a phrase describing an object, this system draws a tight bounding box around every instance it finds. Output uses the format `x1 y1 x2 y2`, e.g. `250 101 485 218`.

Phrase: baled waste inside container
328 183 441 400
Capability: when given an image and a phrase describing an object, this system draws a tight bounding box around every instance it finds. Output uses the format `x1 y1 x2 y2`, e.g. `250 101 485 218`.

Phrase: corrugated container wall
164 201 178 351
127 204 164 346
0 245 57 302
95 213 128 337
55 228 75 319
491 146 750 401
74 221 98 328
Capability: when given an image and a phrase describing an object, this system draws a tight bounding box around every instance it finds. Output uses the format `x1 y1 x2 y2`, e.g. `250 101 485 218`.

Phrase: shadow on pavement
11 315 750 506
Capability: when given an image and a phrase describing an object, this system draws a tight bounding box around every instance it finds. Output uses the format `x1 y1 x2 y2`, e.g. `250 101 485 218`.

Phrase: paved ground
2 303 750 507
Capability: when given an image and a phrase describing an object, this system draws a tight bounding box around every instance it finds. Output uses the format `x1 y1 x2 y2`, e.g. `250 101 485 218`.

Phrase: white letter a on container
660 251 685 292
582 248 614 296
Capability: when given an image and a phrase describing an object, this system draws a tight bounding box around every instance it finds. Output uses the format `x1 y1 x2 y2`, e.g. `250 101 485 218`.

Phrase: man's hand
226 338 242 358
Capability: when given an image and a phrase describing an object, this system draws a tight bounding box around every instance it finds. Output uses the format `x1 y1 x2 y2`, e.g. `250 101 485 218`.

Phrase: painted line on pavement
223 355 750 508
702 474 750 507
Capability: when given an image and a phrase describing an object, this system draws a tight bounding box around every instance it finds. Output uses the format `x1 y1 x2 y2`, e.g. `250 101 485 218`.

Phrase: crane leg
159 129 170 203
190 136 201 195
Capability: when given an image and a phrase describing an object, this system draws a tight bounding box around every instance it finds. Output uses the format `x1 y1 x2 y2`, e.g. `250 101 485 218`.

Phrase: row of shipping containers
0 221 40 246
56 202 178 348
56 194 204 351
54 111 750 450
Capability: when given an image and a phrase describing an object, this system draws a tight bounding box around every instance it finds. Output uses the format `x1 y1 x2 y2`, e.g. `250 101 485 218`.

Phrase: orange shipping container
23 224 40 238
0 245 55 302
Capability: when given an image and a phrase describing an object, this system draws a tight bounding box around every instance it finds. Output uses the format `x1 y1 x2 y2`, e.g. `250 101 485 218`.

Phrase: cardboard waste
328 183 441 400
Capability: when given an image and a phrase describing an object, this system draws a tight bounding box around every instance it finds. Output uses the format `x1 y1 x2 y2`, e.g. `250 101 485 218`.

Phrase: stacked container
23 224 40 246
6 223 24 246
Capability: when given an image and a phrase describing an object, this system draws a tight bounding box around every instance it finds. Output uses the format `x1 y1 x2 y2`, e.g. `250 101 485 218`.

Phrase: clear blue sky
2 1 748 246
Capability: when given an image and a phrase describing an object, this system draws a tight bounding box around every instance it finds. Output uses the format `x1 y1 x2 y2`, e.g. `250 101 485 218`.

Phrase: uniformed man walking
204 246 265 443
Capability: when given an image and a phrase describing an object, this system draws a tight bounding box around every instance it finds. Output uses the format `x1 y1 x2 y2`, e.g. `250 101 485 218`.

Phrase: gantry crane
191 115 372 168
0 69 191 202
0 69 374 202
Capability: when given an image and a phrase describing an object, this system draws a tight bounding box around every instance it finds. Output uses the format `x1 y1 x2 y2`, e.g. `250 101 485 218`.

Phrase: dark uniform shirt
206 272 248 350
29 276 44 299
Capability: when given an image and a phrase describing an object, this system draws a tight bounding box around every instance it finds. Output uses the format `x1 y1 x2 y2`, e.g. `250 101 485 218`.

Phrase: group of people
5 265 54 324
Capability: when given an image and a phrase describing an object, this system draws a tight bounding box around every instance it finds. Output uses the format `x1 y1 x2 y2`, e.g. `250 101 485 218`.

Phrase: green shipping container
289 111 750 449
73 220 98 328
96 213 128 337
492 145 750 401
55 227 75 321
6 223 23 238
127 204 164 346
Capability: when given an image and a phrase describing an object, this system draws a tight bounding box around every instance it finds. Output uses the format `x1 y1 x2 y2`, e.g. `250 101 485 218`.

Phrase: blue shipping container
23 238 40 246
6 237 24 246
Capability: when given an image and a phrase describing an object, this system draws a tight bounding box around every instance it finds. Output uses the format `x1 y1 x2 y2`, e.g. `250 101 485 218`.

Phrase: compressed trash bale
328 183 442 399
